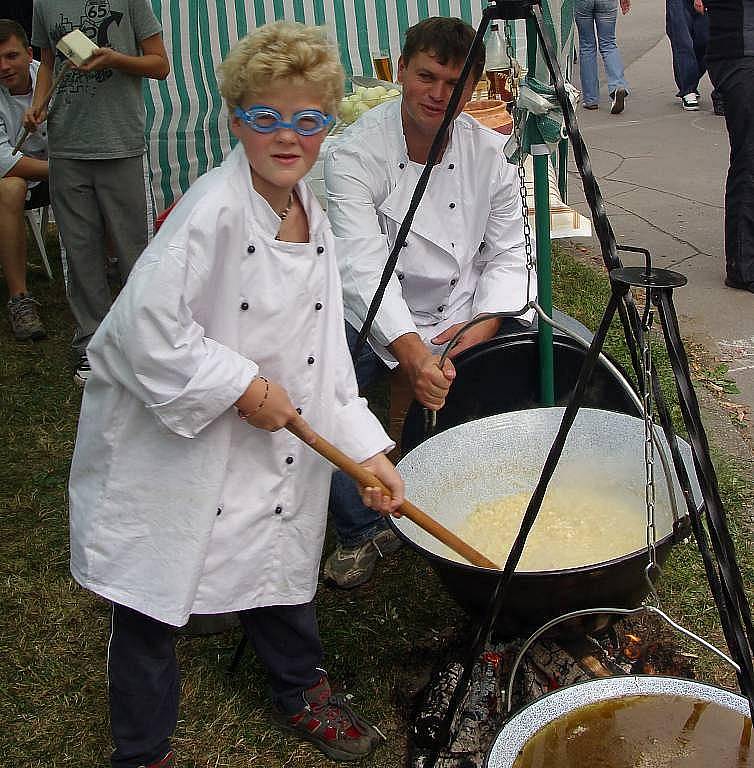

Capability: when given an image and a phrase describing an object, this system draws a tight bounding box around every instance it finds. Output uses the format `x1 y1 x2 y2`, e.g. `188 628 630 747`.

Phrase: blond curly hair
219 22 344 116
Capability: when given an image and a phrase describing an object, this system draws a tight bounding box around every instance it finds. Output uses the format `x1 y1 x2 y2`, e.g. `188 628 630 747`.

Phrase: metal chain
505 22 535 299
641 301 661 601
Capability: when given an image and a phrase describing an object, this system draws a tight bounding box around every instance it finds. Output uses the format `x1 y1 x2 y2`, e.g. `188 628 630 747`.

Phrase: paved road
565 0 754 448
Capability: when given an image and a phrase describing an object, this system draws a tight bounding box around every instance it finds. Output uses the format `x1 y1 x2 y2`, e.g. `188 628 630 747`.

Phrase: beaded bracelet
238 376 269 420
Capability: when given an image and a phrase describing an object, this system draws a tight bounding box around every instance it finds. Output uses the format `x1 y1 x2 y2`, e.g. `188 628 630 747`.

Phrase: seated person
0 18 48 340
323 16 535 588
68 22 403 767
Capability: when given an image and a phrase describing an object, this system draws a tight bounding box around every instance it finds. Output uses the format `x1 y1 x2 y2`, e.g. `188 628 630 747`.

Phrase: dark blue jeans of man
708 57 754 285
665 0 709 97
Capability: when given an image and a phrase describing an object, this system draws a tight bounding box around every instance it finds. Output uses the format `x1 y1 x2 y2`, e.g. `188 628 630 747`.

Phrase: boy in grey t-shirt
26 0 169 384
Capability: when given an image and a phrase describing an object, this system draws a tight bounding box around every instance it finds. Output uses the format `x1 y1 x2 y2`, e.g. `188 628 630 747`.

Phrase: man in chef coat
323 16 534 588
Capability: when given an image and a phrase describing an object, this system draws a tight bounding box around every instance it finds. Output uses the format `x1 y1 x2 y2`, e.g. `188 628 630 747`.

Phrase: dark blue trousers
108 601 322 767
665 0 709 97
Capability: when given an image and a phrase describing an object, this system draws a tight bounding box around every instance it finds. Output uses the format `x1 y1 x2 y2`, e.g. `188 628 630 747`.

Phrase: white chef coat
324 98 535 366
69 143 393 627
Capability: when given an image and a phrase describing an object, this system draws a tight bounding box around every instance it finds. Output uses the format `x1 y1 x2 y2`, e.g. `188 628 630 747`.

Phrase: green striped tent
145 0 573 210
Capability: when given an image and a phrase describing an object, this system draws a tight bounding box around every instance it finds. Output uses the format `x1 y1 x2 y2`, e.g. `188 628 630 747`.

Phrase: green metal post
533 149 555 406
526 17 555 406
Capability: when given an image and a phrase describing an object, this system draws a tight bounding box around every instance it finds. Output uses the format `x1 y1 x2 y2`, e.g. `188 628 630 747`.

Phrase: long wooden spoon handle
286 415 498 570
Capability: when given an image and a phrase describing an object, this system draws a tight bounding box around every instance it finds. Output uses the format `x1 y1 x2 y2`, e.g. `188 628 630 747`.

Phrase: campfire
408 619 697 768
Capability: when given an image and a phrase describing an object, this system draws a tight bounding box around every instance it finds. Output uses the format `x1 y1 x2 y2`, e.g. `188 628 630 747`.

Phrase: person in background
666 0 709 111
323 17 535 589
0 19 48 340
575 0 631 113
25 0 169 385
67 22 404 767
706 0 754 293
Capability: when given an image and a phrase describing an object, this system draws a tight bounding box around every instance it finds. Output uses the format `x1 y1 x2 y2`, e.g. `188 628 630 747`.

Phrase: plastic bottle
485 23 508 100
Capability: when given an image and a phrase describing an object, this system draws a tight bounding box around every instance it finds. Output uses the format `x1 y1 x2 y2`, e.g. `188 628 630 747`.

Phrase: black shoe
610 88 627 114
583 102 598 110
724 277 754 294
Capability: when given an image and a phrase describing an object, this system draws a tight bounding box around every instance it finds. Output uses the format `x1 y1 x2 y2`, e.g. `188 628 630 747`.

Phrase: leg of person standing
575 0 601 108
49 155 154 384
95 154 154 286
690 7 709 90
593 0 630 113
49 157 112 382
666 0 701 108
108 603 178 768
708 57 754 291
237 601 381 760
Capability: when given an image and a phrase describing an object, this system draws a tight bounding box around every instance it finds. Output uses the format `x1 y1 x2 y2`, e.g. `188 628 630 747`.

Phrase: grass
2 234 752 766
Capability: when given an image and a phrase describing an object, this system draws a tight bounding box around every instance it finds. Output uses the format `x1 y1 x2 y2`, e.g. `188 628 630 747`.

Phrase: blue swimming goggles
234 105 334 136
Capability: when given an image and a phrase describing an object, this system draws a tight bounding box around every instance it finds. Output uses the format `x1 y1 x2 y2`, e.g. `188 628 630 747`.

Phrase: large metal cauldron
486 676 750 767
390 407 701 637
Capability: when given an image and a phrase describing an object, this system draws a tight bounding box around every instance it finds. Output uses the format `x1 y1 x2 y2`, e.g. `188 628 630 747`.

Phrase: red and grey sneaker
138 750 175 768
276 676 383 761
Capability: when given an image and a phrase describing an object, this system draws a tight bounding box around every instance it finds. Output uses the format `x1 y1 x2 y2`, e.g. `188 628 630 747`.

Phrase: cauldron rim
485 674 750 768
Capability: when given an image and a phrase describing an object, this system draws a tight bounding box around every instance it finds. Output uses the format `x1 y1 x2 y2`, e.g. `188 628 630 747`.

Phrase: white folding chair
24 205 54 280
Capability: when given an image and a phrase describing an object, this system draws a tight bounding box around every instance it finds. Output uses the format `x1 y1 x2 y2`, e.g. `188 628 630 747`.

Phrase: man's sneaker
74 354 92 386
276 676 382 762
7 293 46 341
139 751 175 768
681 93 699 111
323 529 402 589
583 102 598 110
610 87 627 114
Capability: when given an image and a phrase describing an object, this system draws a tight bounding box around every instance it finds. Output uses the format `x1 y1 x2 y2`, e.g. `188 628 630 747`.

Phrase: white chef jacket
324 98 535 366
69 143 393 627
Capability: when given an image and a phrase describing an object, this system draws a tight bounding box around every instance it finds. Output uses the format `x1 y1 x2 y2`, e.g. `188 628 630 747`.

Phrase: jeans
708 57 754 285
575 0 629 106
665 0 709 97
329 323 391 548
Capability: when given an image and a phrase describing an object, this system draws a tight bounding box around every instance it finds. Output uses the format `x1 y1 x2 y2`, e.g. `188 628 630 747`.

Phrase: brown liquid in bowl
513 695 753 767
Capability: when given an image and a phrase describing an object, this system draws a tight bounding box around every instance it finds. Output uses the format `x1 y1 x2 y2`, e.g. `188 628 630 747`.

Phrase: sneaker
73 354 92 386
139 751 175 768
323 529 402 589
583 102 598 110
7 293 46 341
681 93 699 111
276 675 382 761
610 87 627 114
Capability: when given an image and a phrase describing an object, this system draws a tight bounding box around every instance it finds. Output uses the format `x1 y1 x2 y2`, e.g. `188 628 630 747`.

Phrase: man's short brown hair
402 17 486 80
0 19 30 49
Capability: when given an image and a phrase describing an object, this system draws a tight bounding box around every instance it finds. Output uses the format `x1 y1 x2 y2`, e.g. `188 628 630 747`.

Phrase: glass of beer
486 68 513 102
372 49 393 82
